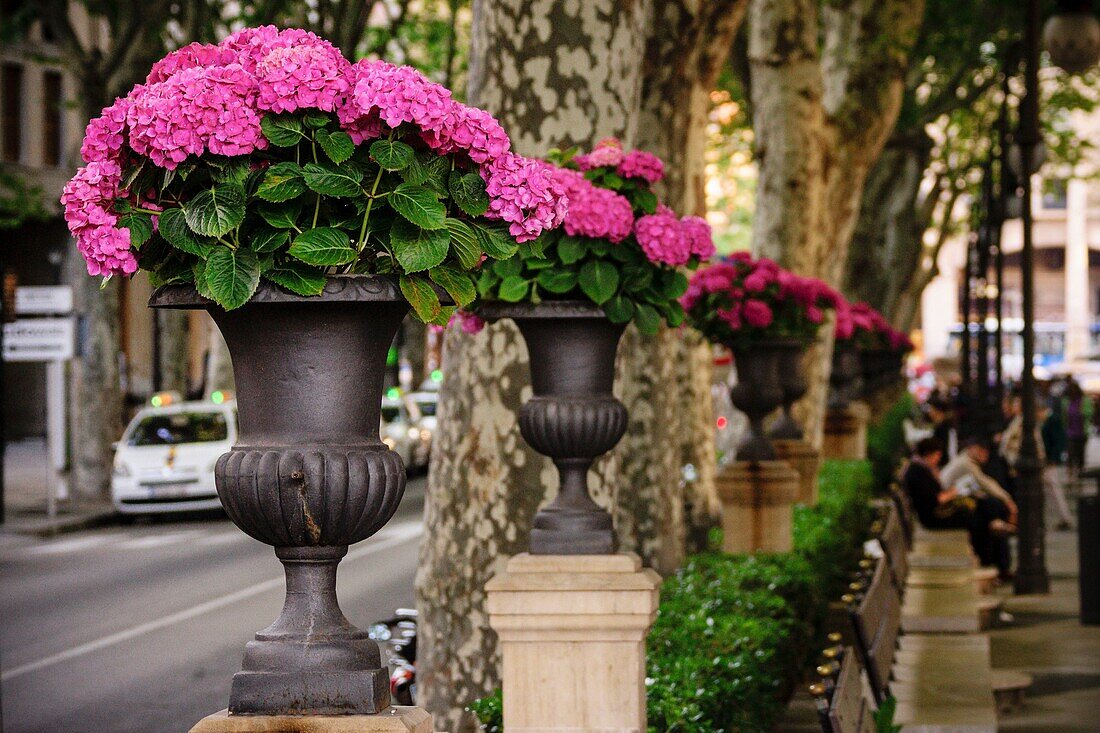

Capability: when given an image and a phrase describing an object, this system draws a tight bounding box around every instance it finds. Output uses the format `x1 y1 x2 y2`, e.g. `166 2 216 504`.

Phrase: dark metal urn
729 341 787 462
150 276 409 716
829 341 862 409
480 301 627 555
767 340 807 441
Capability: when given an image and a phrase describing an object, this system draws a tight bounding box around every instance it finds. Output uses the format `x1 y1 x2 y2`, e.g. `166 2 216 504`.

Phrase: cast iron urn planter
479 301 627 555
150 275 411 716
767 340 808 441
728 340 789 462
829 342 861 409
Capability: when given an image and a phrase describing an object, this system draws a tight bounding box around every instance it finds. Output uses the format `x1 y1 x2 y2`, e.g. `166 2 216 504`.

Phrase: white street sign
15 285 74 315
3 317 75 362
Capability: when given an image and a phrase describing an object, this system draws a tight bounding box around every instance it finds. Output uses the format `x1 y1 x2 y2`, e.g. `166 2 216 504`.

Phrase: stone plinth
485 553 661 733
772 439 821 505
189 707 432 733
822 404 868 460
715 461 799 553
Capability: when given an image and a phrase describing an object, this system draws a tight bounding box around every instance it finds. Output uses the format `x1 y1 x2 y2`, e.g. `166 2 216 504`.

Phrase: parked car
111 394 236 515
381 396 430 472
407 390 439 459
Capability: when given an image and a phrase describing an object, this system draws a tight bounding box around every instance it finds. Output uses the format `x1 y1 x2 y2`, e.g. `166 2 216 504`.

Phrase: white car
381 396 430 472
111 398 237 515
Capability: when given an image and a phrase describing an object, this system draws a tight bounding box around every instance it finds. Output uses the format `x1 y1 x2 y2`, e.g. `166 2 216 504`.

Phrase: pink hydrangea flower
550 168 633 243
219 26 329 73
127 63 265 169
635 208 691 266
617 149 665 183
423 101 511 164
339 60 452 138
574 138 624 170
481 153 568 242
742 300 774 328
453 310 486 334
146 42 238 84
256 43 351 114
679 216 714 261
80 97 132 164
76 225 139 277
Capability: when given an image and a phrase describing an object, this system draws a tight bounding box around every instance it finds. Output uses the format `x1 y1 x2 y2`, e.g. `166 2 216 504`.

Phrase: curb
1 509 119 538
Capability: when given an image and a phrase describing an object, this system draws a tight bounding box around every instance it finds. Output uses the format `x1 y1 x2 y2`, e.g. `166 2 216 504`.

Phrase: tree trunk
635 0 748 554
68 262 121 500
203 318 234 396
415 3 649 729
156 310 190 395
747 0 924 445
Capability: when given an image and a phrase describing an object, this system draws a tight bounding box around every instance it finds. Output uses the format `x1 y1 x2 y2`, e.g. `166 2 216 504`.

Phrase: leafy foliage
125 111 506 314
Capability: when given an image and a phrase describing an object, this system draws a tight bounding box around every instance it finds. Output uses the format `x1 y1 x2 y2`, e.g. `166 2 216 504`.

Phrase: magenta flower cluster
835 301 912 351
481 153 568 242
64 25 561 277
60 161 138 276
681 253 841 342
635 206 716 267
550 168 633 243
574 137 665 184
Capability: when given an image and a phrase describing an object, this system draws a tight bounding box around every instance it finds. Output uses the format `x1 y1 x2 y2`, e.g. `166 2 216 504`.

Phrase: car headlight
407 427 420 440
113 461 131 478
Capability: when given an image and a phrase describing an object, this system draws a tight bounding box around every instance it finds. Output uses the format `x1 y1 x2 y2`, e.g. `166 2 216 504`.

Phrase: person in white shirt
941 436 1016 579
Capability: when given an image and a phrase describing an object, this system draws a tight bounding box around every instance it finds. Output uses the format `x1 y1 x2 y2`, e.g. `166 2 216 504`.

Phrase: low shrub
866 392 915 492
472 459 876 733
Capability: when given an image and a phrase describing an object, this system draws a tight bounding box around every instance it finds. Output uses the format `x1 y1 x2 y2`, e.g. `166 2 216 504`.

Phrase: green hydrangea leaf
557 236 587 265
183 184 246 237
399 274 442 322
536 269 577 294
264 261 327 296
369 139 415 171
316 129 355 164
428 265 476 307
634 302 661 334
604 294 635 323
469 220 519 260
257 199 304 230
159 208 214 258
390 182 446 229
578 260 619 305
390 218 450 273
302 161 364 198
448 171 489 217
497 276 529 302
256 162 307 202
204 247 260 310
118 209 153 248
249 228 291 254
287 227 356 266
445 218 483 270
261 114 305 147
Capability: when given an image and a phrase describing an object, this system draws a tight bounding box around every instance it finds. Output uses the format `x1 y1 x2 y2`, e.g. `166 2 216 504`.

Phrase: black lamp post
1014 0 1050 595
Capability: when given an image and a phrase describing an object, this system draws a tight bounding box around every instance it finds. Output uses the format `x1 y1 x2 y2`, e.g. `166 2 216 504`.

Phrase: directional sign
15 285 74 315
2 317 75 362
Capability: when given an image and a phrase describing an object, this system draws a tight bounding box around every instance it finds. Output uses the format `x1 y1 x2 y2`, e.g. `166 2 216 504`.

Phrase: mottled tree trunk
204 319 234 396
748 0 924 445
68 263 121 499
415 3 649 730
156 310 190 394
401 317 427 388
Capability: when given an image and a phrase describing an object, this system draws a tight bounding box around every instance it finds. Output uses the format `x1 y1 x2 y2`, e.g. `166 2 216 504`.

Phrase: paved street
0 476 426 733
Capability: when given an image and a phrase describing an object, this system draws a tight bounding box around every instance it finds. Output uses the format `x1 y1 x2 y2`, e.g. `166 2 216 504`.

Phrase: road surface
0 476 426 733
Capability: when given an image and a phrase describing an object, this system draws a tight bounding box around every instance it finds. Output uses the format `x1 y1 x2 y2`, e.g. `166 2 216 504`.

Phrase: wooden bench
813 556 997 733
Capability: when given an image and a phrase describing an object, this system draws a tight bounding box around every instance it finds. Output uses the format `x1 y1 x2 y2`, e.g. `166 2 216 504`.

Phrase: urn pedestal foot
772 439 822 505
822 404 868 460
485 553 661 732
189 707 433 733
715 461 798 553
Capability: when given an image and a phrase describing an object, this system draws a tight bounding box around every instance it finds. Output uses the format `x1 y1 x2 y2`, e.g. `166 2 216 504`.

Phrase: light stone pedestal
485 553 661 733
772 439 821 505
715 461 799 553
189 707 433 733
822 404 868 460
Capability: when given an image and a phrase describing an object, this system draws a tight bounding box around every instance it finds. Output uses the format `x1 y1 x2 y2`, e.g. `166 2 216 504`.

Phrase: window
1042 178 1068 210
128 411 230 446
42 70 62 166
1 63 23 163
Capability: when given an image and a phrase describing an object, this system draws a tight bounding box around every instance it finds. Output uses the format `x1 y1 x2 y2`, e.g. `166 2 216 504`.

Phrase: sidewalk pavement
1 438 116 536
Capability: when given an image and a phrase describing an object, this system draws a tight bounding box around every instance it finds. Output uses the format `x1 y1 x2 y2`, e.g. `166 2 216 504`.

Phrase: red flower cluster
834 300 913 352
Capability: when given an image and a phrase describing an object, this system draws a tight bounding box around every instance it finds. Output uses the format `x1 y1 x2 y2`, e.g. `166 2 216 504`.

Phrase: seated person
941 436 1016 578
902 437 1015 578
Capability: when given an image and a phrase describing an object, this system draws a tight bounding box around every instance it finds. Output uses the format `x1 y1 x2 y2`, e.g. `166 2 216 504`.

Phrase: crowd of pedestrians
900 376 1090 583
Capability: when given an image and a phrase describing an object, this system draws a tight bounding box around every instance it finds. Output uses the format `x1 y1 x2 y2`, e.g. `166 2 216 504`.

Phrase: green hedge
472 458 875 733
866 391 915 493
